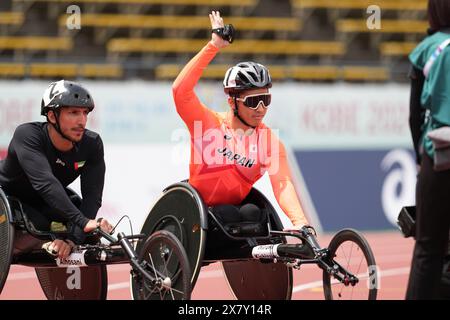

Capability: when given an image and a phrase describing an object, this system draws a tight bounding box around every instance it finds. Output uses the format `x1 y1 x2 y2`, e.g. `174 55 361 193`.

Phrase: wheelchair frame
139 181 378 300
0 187 191 300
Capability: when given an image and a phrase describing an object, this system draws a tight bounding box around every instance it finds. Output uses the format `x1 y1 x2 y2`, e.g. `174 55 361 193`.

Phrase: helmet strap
49 109 76 145
233 96 256 129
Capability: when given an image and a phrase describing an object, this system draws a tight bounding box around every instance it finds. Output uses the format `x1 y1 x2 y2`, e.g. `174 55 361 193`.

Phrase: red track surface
1 230 414 300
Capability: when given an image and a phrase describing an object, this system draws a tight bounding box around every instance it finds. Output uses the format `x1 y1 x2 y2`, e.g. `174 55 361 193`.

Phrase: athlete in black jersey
0 80 113 259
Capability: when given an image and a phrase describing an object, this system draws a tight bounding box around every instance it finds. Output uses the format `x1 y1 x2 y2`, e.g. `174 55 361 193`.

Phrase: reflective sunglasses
236 93 271 109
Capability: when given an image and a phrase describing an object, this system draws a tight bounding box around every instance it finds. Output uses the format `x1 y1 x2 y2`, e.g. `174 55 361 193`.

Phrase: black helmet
41 80 94 116
223 61 272 94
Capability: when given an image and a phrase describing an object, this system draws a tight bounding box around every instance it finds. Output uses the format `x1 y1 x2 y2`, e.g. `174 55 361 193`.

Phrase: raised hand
209 11 230 49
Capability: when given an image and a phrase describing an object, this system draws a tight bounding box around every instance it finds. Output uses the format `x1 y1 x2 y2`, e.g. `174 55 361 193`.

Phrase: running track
1 230 414 300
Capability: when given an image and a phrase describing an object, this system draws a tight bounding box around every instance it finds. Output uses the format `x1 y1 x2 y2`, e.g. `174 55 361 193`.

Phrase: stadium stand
336 19 428 34
107 39 344 56
0 62 122 78
58 14 301 32
0 0 428 82
0 36 72 50
16 0 257 6
380 41 418 57
0 12 24 25
292 0 427 11
155 63 388 82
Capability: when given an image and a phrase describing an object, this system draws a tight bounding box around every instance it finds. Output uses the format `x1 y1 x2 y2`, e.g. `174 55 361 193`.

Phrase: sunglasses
236 93 271 109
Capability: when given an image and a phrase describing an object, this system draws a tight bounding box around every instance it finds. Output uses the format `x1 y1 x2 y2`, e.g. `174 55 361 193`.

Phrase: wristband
211 24 235 43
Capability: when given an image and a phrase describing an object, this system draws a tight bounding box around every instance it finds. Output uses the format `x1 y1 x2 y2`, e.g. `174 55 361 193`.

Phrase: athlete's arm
172 11 230 133
79 135 105 220
172 42 219 133
12 125 90 229
269 141 309 228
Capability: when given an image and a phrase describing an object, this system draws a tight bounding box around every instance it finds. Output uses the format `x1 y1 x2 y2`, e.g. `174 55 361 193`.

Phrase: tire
323 229 378 300
0 190 14 295
131 230 191 300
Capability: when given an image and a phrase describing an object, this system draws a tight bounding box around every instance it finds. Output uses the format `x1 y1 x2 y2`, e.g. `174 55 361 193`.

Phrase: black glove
212 24 235 43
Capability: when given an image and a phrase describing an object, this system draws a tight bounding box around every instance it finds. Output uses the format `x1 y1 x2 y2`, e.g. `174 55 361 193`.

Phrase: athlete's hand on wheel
209 11 230 49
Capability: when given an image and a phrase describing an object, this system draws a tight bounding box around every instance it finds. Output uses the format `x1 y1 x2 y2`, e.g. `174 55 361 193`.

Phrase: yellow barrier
155 64 387 81
336 19 428 33
292 0 426 11
0 37 72 50
58 14 301 32
108 39 345 55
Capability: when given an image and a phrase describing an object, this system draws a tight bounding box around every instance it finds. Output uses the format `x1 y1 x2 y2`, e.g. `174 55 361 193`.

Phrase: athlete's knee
239 203 263 222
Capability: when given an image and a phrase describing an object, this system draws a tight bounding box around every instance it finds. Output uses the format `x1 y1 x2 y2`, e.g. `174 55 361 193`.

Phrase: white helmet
223 61 272 94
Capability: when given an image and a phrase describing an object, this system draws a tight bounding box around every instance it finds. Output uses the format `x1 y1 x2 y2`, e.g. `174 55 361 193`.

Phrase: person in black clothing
406 0 450 299
0 80 113 259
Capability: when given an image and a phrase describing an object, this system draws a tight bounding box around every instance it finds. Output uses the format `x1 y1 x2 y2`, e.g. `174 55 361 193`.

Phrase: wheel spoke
162 247 174 277
169 288 175 300
167 287 186 295
148 252 161 281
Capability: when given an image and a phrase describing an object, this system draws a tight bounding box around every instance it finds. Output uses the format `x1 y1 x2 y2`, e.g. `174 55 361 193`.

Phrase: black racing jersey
0 122 105 229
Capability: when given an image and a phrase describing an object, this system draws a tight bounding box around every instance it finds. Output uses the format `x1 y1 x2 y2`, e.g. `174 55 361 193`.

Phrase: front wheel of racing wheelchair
322 229 378 300
131 230 191 300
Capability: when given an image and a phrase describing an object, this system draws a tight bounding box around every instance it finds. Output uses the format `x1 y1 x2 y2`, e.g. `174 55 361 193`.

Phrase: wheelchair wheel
323 229 378 300
131 230 191 300
139 182 208 288
0 190 14 294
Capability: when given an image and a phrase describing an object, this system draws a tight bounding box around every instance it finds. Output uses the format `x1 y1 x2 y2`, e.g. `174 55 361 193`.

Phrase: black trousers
205 203 265 256
210 203 264 225
406 154 450 299
20 192 87 245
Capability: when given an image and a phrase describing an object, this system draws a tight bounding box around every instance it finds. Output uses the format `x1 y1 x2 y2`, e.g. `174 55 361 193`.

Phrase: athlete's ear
47 110 57 125
227 96 236 110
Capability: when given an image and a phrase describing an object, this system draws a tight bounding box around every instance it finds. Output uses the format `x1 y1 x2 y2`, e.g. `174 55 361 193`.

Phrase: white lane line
198 269 224 279
293 266 410 293
108 267 411 292
108 282 129 291
7 271 36 280
107 269 224 291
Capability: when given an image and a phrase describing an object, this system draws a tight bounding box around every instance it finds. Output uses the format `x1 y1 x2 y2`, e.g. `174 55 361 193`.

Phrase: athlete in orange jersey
172 11 310 230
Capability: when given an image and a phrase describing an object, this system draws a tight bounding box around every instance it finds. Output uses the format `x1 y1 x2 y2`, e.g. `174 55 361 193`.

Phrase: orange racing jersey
172 41 308 227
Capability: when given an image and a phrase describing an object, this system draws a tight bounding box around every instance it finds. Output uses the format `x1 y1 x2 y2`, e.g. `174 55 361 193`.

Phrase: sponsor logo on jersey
56 158 66 167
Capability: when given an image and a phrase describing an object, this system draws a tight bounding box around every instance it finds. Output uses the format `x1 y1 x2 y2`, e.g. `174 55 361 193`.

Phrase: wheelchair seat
208 204 269 238
222 220 268 237
7 195 74 242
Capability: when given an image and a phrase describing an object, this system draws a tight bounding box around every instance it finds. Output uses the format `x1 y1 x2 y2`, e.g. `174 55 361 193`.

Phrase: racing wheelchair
0 186 191 300
137 181 379 300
